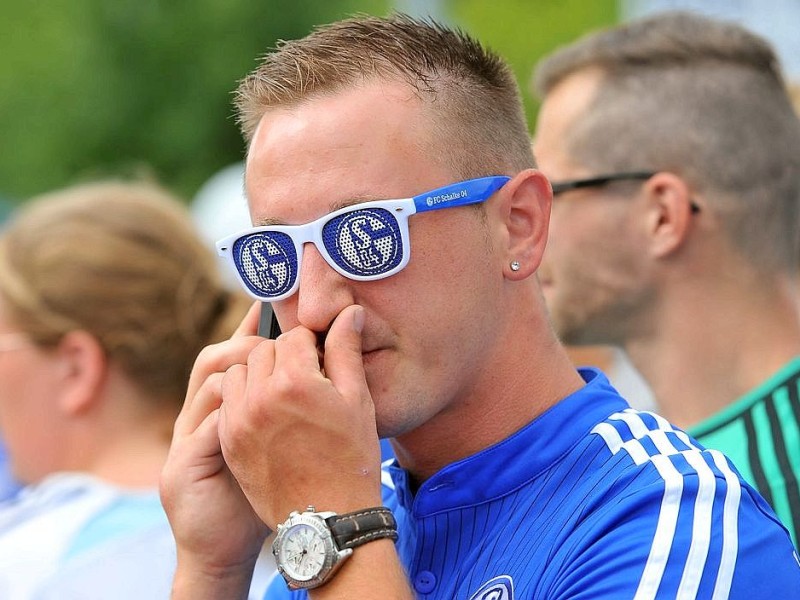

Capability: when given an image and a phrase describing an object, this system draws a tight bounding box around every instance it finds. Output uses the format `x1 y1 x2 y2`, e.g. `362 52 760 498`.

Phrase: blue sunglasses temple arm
412 176 511 214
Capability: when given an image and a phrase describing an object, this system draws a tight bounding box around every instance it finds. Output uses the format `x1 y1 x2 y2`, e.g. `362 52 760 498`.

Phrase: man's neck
623 274 800 430
68 413 174 489
391 318 585 485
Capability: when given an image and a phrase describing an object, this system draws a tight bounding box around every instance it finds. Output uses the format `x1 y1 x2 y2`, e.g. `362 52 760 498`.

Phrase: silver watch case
272 507 353 590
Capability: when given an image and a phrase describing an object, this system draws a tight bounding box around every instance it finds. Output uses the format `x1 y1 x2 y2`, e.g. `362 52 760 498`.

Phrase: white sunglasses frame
216 176 511 302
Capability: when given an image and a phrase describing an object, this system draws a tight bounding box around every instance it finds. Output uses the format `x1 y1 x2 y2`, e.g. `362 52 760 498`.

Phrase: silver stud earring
510 260 521 272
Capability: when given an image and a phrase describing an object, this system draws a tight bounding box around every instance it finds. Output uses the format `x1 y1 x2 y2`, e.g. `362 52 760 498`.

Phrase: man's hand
218 304 383 530
160 302 270 598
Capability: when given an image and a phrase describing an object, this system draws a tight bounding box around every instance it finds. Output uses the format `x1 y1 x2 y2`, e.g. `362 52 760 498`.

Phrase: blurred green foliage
0 0 616 204
454 0 618 130
0 0 388 202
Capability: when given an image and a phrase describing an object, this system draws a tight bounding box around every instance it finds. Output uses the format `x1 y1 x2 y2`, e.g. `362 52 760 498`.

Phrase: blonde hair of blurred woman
0 179 251 486
790 81 800 115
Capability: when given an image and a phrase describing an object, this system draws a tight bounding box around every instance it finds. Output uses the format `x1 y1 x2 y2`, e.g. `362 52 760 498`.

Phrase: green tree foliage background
0 0 615 206
0 0 388 203
456 0 617 130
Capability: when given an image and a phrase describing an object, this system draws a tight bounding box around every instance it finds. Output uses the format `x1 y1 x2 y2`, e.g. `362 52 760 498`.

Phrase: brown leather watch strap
325 506 398 550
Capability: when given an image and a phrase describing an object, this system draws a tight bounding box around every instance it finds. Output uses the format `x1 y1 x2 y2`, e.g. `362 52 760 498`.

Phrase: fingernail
353 306 365 333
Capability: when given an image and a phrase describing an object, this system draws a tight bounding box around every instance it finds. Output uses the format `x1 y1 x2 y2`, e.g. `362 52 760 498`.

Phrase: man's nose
295 243 356 334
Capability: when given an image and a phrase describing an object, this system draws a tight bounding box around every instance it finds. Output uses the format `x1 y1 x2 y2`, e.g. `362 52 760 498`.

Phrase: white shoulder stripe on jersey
709 450 740 600
381 460 395 491
591 410 740 600
677 450 716 598
592 422 651 465
620 408 697 451
635 453 684 600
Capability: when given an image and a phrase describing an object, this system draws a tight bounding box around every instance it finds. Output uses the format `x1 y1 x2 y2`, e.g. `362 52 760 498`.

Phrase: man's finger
234 301 263 338
160 408 224 513
220 363 249 417
323 305 368 401
183 336 264 413
174 371 225 437
272 326 320 377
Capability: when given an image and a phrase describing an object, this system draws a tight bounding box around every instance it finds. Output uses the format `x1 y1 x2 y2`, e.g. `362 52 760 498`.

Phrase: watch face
278 523 328 582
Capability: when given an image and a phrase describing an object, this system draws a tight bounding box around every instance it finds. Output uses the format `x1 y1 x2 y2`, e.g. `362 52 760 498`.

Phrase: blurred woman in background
0 180 252 599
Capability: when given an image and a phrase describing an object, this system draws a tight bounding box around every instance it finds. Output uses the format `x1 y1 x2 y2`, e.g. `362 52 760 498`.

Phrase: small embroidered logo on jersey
469 575 514 600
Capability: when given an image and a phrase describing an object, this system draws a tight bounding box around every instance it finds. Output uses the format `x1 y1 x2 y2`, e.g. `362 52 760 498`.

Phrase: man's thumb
324 305 367 396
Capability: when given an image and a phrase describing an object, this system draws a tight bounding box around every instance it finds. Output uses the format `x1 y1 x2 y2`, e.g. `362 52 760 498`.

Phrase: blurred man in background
533 11 800 545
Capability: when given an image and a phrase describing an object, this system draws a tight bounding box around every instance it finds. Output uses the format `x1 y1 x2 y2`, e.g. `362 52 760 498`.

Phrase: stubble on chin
549 303 594 346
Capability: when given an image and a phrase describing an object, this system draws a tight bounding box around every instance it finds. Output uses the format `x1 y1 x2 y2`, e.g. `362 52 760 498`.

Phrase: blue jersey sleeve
544 448 800 599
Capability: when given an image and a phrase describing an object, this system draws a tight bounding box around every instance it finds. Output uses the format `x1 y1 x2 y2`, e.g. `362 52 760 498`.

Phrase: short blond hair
234 13 534 178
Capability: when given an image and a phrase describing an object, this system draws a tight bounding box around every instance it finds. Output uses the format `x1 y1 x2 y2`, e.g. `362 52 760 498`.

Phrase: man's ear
642 172 697 258
493 168 552 279
54 330 107 416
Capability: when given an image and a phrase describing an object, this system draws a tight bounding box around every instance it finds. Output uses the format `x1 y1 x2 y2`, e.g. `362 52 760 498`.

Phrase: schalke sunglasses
217 175 510 302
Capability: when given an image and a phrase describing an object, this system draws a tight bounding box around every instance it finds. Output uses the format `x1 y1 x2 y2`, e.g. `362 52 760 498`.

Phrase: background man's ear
642 172 696 258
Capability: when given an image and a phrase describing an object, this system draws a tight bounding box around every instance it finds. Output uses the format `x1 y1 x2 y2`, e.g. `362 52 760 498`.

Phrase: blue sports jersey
265 369 800 599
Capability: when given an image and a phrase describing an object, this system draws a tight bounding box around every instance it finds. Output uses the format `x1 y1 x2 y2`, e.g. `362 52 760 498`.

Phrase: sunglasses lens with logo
321 207 405 278
232 232 298 299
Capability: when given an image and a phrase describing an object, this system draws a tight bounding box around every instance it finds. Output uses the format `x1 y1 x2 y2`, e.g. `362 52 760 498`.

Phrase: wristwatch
272 505 398 590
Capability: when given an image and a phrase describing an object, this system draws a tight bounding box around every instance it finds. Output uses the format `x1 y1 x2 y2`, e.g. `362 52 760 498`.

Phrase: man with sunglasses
160 14 800 599
533 11 800 548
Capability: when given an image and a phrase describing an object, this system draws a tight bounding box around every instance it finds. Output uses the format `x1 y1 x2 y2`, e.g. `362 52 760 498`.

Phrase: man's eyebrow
329 194 385 213
253 193 390 227
253 217 282 226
